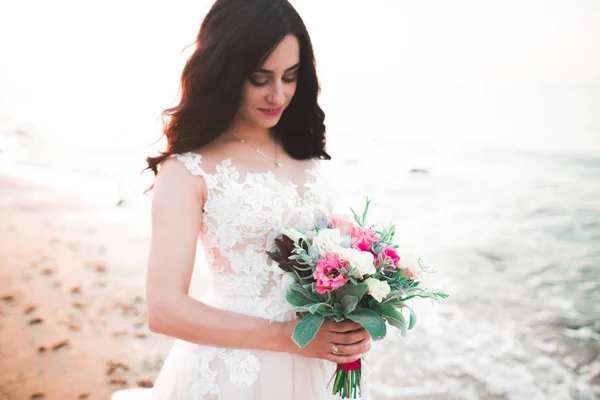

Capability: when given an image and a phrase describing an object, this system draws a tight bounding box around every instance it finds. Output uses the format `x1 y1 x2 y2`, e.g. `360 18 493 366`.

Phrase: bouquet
267 198 448 399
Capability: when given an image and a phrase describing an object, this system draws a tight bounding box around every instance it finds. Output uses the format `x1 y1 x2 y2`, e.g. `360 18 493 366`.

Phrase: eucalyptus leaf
292 313 325 348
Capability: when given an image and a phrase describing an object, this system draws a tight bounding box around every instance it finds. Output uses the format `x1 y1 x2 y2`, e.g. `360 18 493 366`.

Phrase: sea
0 1 599 399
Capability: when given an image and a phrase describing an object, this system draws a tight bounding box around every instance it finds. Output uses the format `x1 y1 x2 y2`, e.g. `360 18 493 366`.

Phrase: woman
113 0 372 398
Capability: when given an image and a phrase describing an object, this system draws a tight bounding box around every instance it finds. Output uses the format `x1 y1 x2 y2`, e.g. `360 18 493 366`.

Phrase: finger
333 338 372 356
328 320 364 333
330 330 370 345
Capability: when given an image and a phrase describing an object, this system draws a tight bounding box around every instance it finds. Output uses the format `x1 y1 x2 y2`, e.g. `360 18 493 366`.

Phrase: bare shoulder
153 156 207 206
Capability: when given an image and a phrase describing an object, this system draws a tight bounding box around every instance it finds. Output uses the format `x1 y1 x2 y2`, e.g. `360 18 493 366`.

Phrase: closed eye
282 73 298 83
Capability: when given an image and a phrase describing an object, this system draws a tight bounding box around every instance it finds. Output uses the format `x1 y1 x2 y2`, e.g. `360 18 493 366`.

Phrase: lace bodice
109 153 368 400
175 152 333 322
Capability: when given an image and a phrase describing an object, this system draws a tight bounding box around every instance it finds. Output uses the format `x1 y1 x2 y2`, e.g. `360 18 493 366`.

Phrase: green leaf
286 287 313 307
405 304 417 329
308 302 333 314
350 207 363 227
372 302 406 333
409 310 416 329
361 197 372 226
320 309 337 317
293 283 328 303
350 197 372 227
341 295 359 314
332 314 345 323
336 283 368 303
307 283 331 303
394 303 417 330
345 308 387 340
292 313 325 348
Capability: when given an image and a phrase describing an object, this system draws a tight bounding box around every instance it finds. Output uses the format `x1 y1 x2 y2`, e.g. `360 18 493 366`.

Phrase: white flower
312 228 342 255
281 227 307 244
364 278 391 302
281 272 297 291
305 229 318 241
335 247 376 278
267 260 285 277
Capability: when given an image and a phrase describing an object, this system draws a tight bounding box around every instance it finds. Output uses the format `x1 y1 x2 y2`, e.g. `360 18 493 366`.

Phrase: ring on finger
332 343 340 355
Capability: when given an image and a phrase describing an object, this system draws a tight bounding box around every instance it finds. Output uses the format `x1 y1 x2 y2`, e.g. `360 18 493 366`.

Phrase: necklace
231 134 284 168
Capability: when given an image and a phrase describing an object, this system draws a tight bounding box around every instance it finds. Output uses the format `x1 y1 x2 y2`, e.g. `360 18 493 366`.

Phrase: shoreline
1 168 598 399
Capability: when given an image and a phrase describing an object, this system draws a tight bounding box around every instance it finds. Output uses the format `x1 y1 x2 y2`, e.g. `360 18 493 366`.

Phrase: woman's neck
224 119 274 146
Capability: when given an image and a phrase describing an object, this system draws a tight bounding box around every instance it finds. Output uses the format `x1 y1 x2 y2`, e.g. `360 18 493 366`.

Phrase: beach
0 175 172 400
1 0 599 396
1 138 599 399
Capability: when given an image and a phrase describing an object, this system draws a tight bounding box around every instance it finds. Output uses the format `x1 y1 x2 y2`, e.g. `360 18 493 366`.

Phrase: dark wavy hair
145 0 330 182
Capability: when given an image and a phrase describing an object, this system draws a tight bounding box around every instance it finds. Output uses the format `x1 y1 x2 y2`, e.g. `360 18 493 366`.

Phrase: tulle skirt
110 338 371 400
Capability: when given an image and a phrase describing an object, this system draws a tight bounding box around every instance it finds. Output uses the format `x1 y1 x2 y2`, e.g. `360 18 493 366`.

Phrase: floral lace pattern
173 152 332 398
189 346 261 398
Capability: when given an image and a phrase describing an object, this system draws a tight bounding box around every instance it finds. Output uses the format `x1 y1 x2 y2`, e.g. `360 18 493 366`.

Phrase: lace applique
223 350 261 387
173 152 330 317
173 151 332 396
176 152 220 189
190 347 221 398
190 346 261 398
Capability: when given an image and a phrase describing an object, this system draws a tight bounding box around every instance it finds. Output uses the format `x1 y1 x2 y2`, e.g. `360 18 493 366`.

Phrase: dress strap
173 152 209 178
173 152 220 190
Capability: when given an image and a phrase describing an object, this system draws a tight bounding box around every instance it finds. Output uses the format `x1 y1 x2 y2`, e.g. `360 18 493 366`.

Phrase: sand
0 175 172 400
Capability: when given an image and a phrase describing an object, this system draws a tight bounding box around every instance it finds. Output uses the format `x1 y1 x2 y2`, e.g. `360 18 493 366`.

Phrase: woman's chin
258 118 282 129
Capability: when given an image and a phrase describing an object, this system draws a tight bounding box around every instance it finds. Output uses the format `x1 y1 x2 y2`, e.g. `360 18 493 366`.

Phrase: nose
267 81 285 106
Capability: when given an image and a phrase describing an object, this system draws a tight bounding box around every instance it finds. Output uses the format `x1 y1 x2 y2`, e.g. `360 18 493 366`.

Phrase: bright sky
0 0 598 151
296 0 600 86
1 0 598 88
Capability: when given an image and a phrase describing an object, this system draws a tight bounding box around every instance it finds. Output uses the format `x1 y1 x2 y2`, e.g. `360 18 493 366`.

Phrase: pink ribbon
338 359 362 371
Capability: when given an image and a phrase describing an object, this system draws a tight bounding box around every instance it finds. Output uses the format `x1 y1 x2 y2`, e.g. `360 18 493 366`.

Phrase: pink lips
259 107 283 116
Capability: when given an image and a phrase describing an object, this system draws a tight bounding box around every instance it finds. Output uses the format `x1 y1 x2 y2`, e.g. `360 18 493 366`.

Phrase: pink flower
351 227 379 252
313 253 350 294
330 214 355 235
401 264 423 282
381 246 401 268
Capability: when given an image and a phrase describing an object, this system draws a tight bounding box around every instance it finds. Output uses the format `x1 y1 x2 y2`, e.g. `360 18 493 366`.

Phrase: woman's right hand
282 318 372 364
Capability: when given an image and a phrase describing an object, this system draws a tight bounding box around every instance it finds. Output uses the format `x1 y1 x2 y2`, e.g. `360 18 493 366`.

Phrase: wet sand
0 175 172 400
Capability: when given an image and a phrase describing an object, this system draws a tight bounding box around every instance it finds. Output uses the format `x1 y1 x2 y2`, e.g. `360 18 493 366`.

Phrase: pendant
276 162 284 168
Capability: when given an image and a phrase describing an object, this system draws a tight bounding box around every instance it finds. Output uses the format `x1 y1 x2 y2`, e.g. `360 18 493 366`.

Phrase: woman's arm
145 158 370 362
145 158 287 351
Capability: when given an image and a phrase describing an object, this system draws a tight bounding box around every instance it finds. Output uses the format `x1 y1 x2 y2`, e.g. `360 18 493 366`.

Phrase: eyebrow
255 63 300 74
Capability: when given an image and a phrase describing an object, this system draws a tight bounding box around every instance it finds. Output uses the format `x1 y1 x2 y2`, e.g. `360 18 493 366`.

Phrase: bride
112 0 373 398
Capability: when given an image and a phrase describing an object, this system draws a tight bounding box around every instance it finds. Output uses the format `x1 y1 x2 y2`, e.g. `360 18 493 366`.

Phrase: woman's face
236 34 300 130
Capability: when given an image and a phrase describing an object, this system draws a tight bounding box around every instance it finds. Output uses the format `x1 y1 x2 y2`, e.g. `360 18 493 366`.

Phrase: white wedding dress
111 152 371 400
